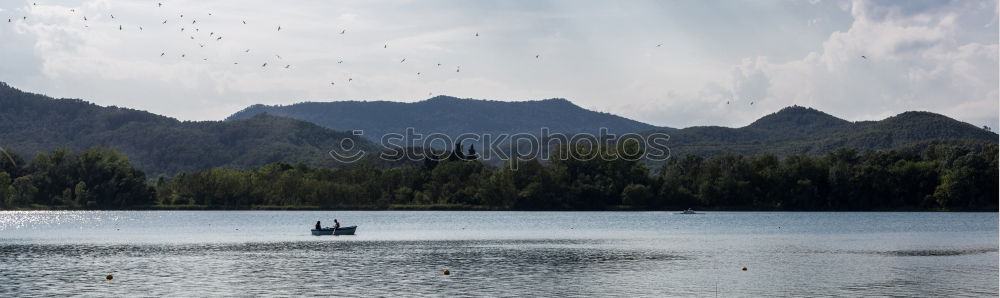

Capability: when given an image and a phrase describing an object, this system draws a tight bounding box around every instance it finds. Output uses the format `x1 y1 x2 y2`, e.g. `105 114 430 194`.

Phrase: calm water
0 211 996 297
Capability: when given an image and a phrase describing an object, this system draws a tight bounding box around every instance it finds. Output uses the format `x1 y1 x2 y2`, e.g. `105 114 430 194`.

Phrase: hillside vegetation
0 82 373 176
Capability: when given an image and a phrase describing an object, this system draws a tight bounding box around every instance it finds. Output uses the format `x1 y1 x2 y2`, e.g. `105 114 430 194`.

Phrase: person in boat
315 221 321 230
333 219 340 230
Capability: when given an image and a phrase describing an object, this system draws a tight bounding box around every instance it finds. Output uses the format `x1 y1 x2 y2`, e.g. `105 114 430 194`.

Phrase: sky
0 0 997 129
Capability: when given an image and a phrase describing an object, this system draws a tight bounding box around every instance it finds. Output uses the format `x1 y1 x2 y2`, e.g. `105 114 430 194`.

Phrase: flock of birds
4 1 545 95
5 2 872 105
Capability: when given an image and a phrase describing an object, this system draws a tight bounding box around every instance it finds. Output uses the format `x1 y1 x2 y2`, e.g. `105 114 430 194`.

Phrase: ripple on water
1 211 996 296
0 239 690 296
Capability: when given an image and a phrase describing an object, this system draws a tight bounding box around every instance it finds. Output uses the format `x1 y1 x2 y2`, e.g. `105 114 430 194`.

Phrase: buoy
106 274 113 280
443 269 450 275
741 267 747 271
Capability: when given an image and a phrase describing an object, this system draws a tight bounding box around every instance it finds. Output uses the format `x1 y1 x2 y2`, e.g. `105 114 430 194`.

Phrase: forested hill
1 82 995 176
225 95 666 140
654 106 998 157
0 82 373 176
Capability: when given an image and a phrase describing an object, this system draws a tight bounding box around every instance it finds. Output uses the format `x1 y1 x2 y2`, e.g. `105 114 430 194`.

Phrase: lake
1 211 996 296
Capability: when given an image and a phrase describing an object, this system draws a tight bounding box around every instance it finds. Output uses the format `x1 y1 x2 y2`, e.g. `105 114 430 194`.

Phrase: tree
621 183 653 208
466 144 479 160
0 172 11 208
0 147 24 177
7 176 37 208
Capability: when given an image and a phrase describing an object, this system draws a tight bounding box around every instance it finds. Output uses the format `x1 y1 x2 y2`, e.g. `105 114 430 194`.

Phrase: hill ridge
225 95 662 140
1 81 996 173
0 82 373 176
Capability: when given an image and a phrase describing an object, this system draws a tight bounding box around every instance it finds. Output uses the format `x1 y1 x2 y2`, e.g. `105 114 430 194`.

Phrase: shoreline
1 206 990 212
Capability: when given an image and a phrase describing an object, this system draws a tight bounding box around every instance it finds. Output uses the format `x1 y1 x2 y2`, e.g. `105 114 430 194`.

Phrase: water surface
1 211 996 296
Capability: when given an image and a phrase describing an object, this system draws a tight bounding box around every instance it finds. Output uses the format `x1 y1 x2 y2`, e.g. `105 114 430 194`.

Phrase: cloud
729 57 770 104
639 0 997 129
0 0 995 130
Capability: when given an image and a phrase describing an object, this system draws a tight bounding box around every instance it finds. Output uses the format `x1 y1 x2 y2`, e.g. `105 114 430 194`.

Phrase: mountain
0 82 374 176
746 106 851 134
1 82 995 175
657 106 998 157
225 96 667 142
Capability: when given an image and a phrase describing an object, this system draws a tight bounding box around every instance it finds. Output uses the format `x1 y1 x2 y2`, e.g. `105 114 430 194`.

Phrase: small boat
679 208 698 214
311 226 357 236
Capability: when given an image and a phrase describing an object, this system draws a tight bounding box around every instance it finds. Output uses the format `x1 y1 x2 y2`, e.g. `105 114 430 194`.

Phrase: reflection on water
0 211 997 296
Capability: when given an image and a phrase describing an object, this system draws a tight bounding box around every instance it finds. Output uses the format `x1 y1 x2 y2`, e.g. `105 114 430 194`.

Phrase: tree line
0 142 996 211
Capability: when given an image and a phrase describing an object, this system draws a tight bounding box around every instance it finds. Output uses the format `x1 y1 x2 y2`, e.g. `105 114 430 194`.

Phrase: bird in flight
262 62 267 67
119 25 122 30
417 72 421 75
160 52 165 57
199 44 205 48
158 2 162 7
276 54 282 59
861 55 867 59
83 16 87 21
277 26 281 31
384 44 387 48
192 20 196 24
337 60 343 64
284 65 291 69
341 29 346 34
535 54 540 59
245 49 250 53
162 19 167 24
656 44 662 47
400 58 406 63
475 33 479 37
216 36 222 41
348 78 353 82
330 82 335 86
181 54 186 58
437 63 441 66
111 14 115 19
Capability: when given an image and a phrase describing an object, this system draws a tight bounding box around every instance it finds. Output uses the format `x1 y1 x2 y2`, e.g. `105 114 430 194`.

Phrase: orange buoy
443 269 450 275
106 274 113 280
741 267 747 271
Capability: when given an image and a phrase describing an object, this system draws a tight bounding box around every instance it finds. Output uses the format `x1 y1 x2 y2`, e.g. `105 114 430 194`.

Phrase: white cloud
634 0 998 129
0 0 995 130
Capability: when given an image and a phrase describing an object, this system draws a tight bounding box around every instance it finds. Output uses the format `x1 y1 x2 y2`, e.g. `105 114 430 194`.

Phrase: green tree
621 183 653 208
7 176 37 208
0 172 11 208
